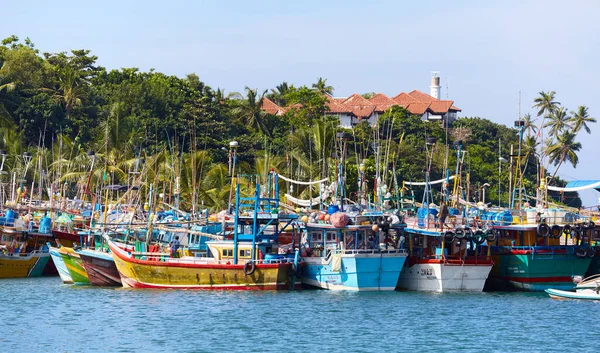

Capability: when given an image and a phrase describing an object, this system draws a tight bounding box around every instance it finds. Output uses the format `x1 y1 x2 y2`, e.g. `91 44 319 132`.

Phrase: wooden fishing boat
107 236 295 289
48 244 73 284
106 172 299 290
301 216 408 291
77 248 121 286
52 245 90 285
484 221 592 291
400 210 493 292
0 249 50 278
546 274 600 300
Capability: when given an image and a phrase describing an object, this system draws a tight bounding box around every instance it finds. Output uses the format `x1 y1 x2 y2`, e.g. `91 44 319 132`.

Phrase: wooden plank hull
108 239 295 290
0 251 50 279
57 247 90 285
78 250 122 286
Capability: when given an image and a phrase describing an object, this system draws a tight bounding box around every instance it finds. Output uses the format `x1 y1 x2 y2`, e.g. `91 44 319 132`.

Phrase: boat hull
49 247 74 284
545 288 600 300
301 250 407 291
485 247 591 291
108 240 295 290
57 247 90 285
397 257 493 292
78 249 122 286
0 251 50 279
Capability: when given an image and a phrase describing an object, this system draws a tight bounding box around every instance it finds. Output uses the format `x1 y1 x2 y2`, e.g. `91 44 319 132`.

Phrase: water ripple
2 277 600 352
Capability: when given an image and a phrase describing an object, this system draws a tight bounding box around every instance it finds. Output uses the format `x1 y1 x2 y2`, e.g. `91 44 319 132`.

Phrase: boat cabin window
311 231 322 242
222 249 233 257
326 231 337 242
239 249 251 258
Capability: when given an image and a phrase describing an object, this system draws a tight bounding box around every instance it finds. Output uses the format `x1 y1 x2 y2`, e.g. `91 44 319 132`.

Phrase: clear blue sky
3 0 600 205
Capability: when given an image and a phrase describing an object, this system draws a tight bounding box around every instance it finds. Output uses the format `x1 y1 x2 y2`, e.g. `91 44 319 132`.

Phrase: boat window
222 249 233 257
239 249 251 258
311 232 322 242
326 232 337 242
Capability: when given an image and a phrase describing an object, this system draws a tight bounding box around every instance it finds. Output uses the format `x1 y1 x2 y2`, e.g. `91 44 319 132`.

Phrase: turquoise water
2 277 600 353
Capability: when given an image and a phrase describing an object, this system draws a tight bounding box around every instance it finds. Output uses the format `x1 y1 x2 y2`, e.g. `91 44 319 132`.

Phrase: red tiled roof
369 93 397 112
428 100 454 114
450 105 462 112
391 92 418 106
341 94 371 106
407 90 436 103
352 105 375 119
325 96 352 114
405 102 431 115
261 97 286 115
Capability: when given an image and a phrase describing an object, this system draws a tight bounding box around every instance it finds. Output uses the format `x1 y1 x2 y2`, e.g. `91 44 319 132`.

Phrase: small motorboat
545 274 600 300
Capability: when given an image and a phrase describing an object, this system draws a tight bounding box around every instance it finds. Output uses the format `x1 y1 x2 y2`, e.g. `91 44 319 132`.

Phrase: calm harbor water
1 277 599 353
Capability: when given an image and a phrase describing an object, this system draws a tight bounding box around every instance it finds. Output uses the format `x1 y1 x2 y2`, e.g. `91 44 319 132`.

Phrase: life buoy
537 223 550 238
590 221 596 229
573 224 583 234
464 227 474 241
550 225 562 239
473 230 486 245
562 224 572 236
455 228 465 239
575 248 587 258
243 261 256 275
444 230 455 243
486 229 498 242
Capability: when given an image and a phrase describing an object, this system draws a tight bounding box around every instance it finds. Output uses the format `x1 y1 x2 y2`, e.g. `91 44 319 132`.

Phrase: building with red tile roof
260 76 461 128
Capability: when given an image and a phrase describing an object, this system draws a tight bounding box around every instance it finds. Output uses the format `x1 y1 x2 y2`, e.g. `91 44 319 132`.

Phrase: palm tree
522 113 538 137
312 77 334 96
230 87 270 136
545 130 582 180
569 105 596 134
532 91 560 117
45 66 85 123
0 62 17 122
543 107 571 137
267 82 291 106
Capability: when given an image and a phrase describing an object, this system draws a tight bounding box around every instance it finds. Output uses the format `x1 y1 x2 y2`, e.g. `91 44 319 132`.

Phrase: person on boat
170 236 181 258
439 201 449 231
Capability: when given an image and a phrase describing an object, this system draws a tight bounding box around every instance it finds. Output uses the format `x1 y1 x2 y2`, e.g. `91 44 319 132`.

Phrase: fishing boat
0 212 52 279
546 274 600 300
301 212 408 291
107 172 299 290
48 244 73 284
77 247 122 286
51 245 90 285
399 206 494 291
484 218 593 291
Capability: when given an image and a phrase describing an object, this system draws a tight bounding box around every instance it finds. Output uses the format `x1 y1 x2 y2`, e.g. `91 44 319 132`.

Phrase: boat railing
338 248 409 256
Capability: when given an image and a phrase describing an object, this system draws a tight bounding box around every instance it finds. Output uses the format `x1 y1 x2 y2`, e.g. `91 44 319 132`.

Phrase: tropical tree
230 86 270 136
312 77 333 96
267 82 292 106
522 113 538 137
0 61 16 122
533 91 560 117
543 107 571 137
568 105 596 134
545 130 582 180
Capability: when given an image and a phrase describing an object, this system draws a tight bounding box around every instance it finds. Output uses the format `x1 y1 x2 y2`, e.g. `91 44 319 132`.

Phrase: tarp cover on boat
547 180 600 192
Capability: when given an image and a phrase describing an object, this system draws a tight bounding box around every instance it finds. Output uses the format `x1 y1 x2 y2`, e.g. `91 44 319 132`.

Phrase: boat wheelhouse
300 215 408 291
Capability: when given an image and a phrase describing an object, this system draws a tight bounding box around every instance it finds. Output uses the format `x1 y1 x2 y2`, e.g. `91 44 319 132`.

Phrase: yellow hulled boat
106 237 296 290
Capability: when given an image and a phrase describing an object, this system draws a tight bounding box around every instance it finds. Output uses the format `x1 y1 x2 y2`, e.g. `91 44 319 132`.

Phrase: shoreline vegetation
0 36 596 211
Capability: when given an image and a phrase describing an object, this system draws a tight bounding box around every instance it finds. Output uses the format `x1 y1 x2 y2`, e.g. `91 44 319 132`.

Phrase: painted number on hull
420 268 434 276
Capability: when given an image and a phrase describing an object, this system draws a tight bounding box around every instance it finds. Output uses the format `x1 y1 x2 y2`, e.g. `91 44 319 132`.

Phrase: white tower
430 71 441 100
